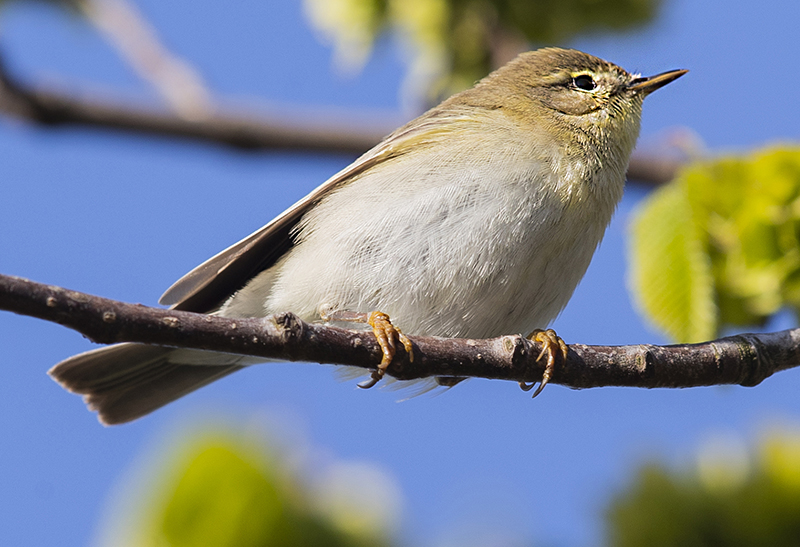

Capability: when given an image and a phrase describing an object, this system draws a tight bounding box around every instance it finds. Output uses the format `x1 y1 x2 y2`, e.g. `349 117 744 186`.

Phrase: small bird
50 48 686 424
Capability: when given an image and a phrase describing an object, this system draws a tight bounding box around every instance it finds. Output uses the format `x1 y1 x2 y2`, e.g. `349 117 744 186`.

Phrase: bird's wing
160 112 462 313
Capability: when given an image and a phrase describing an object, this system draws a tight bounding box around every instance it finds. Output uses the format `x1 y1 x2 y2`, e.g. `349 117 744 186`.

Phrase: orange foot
321 309 414 389
359 311 414 389
519 328 568 398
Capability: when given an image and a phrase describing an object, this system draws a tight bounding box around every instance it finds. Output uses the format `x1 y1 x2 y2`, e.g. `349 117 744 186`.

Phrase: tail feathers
49 343 244 425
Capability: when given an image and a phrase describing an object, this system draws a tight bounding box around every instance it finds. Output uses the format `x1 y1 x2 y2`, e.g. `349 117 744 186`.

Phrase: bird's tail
49 343 248 425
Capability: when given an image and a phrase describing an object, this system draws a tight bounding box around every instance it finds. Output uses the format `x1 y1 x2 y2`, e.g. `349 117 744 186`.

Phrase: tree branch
0 53 392 155
0 55 684 184
2 273 797 390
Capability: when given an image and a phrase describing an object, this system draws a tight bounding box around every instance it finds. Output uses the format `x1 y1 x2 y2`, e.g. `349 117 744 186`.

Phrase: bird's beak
628 69 688 95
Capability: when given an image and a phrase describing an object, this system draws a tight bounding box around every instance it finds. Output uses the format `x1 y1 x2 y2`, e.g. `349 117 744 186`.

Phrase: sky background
2 0 800 546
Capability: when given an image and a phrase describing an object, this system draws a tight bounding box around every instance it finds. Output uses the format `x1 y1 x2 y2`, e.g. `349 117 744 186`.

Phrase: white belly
231 142 625 339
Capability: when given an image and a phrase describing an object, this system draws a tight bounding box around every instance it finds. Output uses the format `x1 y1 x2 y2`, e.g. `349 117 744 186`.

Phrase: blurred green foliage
303 0 661 103
119 426 800 547
2 0 661 105
120 433 392 547
629 146 800 342
607 432 800 547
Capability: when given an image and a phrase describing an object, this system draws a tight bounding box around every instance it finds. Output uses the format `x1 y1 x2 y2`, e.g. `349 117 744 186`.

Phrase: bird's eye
572 75 596 91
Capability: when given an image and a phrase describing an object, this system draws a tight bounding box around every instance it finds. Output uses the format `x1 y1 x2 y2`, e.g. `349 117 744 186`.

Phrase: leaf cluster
630 146 800 342
607 433 800 547
123 433 392 547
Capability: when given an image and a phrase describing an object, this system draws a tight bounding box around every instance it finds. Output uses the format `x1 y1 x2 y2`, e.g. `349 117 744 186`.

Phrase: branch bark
0 56 684 184
2 273 797 390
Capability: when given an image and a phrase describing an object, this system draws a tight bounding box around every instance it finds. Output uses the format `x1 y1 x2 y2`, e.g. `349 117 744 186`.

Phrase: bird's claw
518 328 568 398
356 311 413 389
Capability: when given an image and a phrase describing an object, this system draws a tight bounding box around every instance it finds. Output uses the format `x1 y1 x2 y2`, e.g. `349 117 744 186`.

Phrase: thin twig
0 56 683 183
81 0 213 120
2 273 797 390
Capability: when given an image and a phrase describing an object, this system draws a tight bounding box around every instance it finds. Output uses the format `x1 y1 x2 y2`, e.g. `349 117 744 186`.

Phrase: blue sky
2 1 800 546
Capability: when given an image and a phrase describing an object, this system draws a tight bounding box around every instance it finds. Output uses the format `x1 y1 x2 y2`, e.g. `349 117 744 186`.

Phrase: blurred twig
80 0 213 120
627 154 686 185
2 273 795 390
0 54 389 153
0 51 683 182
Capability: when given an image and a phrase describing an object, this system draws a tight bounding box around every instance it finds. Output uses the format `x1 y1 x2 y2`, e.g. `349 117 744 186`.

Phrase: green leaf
123 433 390 547
628 179 717 343
682 159 786 326
690 147 800 325
630 145 800 341
158 444 286 547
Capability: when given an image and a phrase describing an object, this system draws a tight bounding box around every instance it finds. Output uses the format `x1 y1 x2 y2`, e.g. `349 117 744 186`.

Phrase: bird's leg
519 328 568 398
320 309 414 389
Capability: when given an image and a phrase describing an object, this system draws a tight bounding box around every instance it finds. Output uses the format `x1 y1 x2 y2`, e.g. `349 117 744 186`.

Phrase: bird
50 47 686 425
